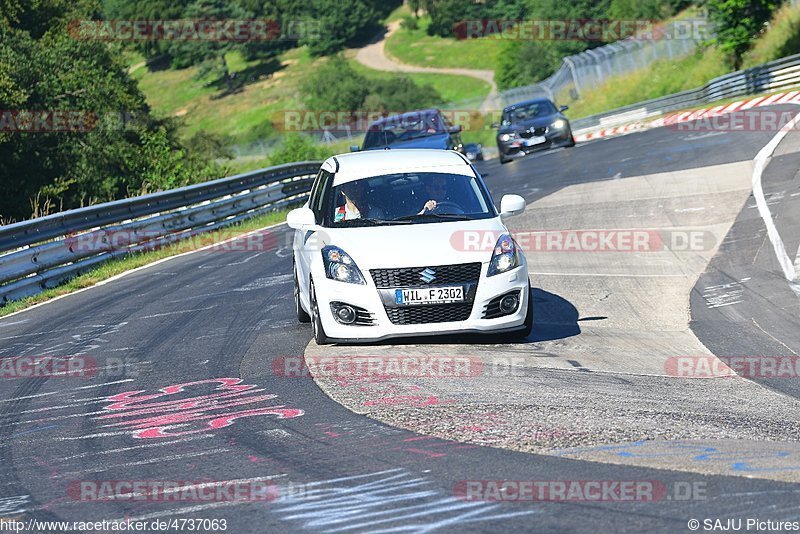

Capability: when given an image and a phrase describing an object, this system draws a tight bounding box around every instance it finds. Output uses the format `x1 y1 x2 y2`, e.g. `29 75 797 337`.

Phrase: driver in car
418 176 450 214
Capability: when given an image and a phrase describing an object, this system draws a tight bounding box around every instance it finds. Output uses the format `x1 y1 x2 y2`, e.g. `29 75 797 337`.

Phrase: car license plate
524 136 546 146
395 286 464 305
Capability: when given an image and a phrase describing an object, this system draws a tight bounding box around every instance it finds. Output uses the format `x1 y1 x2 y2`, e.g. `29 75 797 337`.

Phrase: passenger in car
335 181 385 221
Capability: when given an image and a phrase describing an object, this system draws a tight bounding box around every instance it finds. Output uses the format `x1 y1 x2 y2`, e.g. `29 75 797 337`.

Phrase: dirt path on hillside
355 21 498 112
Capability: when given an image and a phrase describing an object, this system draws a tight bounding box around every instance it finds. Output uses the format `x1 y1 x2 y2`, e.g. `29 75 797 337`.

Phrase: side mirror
491 122 500 129
349 145 360 152
286 207 316 230
559 105 569 112
500 194 526 217
449 125 462 133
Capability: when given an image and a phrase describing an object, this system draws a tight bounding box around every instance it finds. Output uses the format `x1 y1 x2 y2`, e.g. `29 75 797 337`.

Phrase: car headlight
551 119 566 129
499 133 515 142
322 246 366 284
487 234 520 276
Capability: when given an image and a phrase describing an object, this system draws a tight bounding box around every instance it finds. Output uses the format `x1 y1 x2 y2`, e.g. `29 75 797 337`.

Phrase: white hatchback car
287 149 532 344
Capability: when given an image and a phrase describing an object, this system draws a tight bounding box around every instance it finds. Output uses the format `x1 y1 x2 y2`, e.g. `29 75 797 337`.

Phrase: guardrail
0 161 322 304
572 52 800 134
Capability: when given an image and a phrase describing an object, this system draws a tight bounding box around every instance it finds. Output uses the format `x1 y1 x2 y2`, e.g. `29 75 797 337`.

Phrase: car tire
499 153 511 165
516 284 534 339
566 133 576 147
294 264 311 323
309 279 330 345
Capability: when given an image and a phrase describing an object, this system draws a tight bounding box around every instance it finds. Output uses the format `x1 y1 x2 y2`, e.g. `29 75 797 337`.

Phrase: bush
301 57 443 114
364 76 443 111
301 57 370 113
400 14 418 30
269 134 331 166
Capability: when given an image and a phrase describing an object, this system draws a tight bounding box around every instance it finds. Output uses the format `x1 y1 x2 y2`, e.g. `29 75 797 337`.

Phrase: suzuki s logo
419 268 437 284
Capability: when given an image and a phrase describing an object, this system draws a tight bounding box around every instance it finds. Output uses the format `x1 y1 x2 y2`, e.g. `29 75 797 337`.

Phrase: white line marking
751 108 800 298
117 500 270 522
57 448 230 477
528 272 688 277
55 435 212 461
0 319 28 327
0 392 58 403
76 379 135 389
55 430 133 441
226 252 264 266
139 306 215 319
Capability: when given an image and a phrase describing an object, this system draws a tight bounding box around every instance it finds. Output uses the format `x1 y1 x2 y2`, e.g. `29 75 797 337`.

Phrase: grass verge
0 209 291 318
384 7 503 70
566 46 730 120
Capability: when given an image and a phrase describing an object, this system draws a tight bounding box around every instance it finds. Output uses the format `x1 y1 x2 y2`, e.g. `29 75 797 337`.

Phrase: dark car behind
355 109 463 152
464 143 484 161
495 98 575 164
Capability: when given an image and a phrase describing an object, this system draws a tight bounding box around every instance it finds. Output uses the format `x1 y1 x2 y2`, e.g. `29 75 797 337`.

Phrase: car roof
322 149 473 185
503 98 553 113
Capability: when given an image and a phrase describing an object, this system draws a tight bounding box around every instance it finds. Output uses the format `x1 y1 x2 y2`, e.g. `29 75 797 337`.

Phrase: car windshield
362 113 446 149
502 101 558 125
325 172 494 227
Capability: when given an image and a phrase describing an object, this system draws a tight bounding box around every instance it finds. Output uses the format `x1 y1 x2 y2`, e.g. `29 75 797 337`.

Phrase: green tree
300 56 370 113
166 0 252 89
0 2 225 221
300 0 385 56
706 0 779 68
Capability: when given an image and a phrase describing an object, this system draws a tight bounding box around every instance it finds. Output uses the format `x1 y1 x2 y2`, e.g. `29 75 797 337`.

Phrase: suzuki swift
287 149 532 344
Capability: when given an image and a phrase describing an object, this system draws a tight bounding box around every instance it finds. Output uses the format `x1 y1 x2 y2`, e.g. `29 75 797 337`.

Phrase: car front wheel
309 279 330 345
294 264 311 323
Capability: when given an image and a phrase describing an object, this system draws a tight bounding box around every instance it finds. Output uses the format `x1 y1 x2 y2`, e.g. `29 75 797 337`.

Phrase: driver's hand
421 200 437 213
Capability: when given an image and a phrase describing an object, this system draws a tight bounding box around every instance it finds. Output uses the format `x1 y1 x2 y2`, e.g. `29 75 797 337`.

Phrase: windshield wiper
335 218 386 226
391 213 471 222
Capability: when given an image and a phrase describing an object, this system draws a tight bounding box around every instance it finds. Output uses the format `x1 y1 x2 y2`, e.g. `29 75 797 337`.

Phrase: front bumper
312 262 529 343
498 129 572 158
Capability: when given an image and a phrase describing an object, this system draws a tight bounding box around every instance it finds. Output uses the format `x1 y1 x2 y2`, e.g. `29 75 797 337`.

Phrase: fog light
333 304 356 325
500 294 519 314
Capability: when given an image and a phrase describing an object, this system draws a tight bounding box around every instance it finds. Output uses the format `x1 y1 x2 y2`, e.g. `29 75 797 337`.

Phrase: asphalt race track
2 107 800 533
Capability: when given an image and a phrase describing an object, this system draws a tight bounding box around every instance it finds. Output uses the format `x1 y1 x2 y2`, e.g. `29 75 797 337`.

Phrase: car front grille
370 263 482 288
518 126 547 138
385 303 473 325
371 263 482 325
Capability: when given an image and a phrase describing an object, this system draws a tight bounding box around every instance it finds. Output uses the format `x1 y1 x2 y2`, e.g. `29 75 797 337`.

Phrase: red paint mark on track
96 378 304 439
